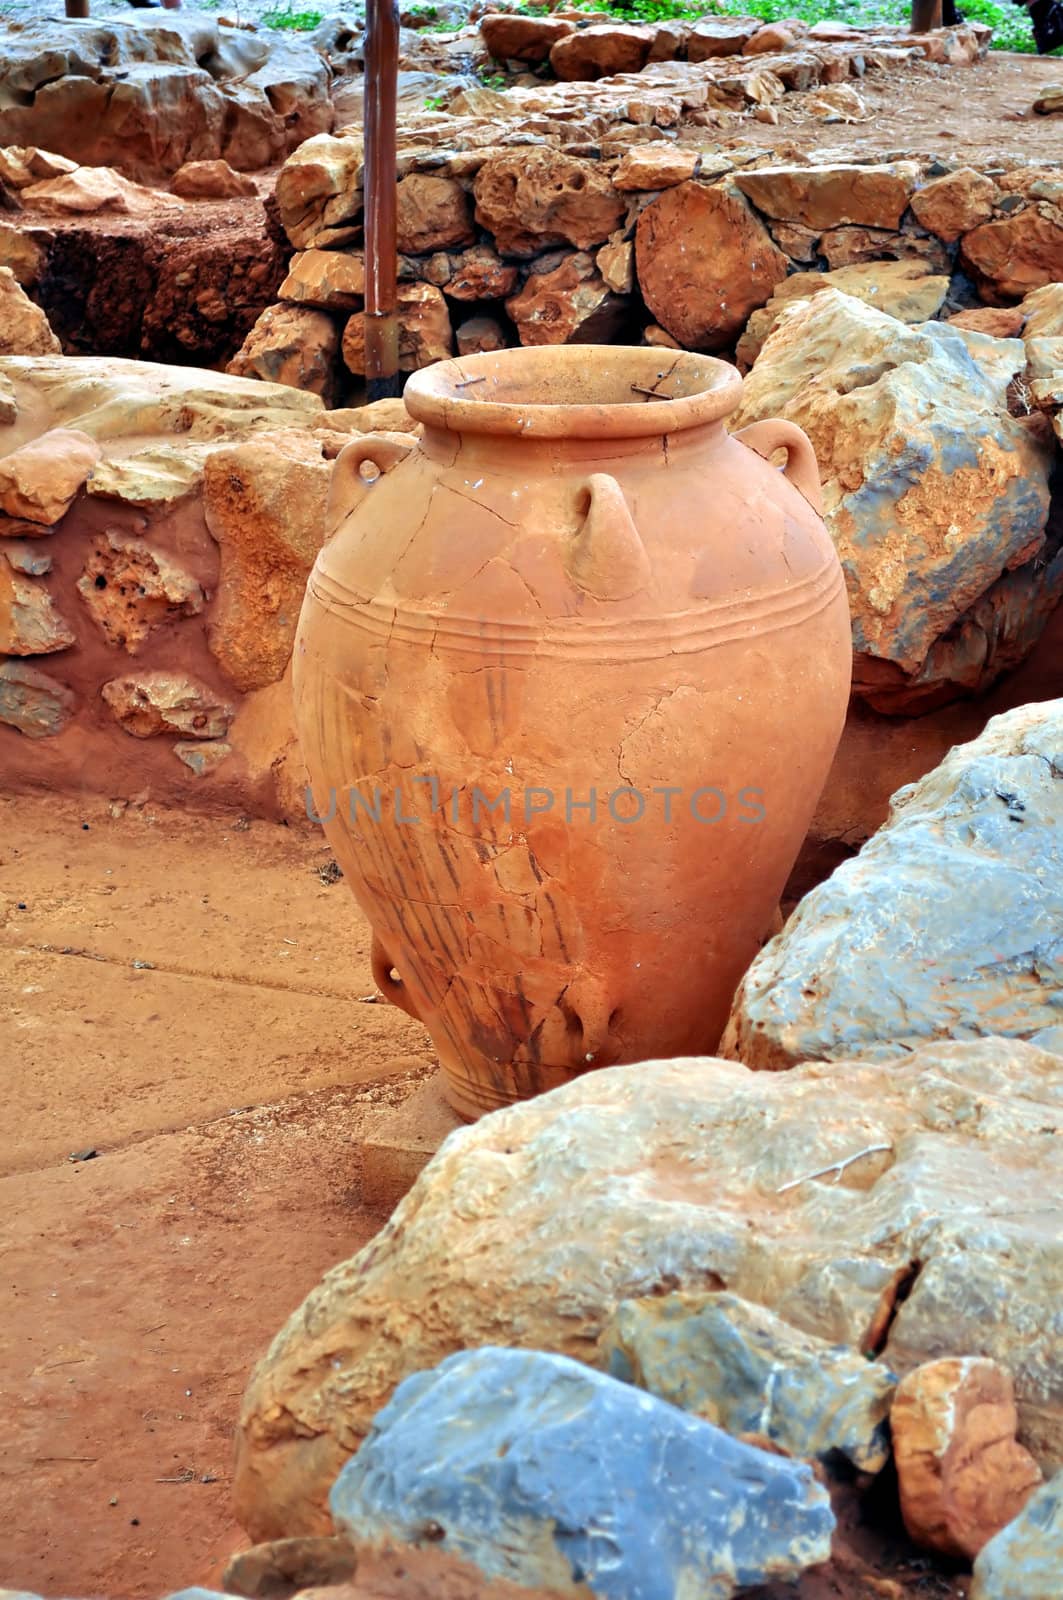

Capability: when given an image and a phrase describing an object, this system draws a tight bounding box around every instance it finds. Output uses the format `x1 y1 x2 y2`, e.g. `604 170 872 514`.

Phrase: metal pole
363 0 402 401
65 0 90 16
910 0 943 30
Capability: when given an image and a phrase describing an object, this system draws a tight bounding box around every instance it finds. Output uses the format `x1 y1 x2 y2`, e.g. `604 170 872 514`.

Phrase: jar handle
325 431 416 540
565 473 651 601
371 933 422 1021
733 420 823 515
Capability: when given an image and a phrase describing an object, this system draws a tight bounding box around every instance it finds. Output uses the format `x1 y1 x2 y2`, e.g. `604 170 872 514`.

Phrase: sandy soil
0 793 434 1600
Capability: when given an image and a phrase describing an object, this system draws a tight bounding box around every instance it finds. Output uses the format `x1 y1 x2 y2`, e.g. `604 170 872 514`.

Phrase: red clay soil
0 793 434 1600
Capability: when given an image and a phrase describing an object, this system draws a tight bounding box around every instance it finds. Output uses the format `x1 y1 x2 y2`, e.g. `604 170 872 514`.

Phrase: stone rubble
234 1038 1063 1539
722 701 1063 1069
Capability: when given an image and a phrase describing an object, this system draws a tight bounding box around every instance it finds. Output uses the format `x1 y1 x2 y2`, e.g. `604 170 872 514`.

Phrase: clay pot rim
403 345 743 439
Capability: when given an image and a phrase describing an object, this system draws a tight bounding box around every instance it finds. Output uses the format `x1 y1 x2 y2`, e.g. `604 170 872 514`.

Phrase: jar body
294 350 851 1118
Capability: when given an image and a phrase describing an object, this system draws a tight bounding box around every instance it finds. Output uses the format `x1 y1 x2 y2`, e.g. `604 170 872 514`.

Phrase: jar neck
416 416 731 474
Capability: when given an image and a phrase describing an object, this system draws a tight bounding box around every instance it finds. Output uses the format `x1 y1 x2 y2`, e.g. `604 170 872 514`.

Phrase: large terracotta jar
294 347 851 1119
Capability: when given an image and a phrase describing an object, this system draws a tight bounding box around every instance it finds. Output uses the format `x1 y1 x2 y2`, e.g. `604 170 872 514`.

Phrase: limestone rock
396 174 474 255
971 1474 1063 1600
473 150 625 259
0 266 60 357
171 159 257 199
949 306 1027 338
745 20 808 53
612 143 699 191
480 15 575 64
21 166 183 217
0 428 101 524
203 431 331 693
234 1039 1063 1539
222 1534 358 1599
910 167 999 243
550 25 654 83
602 1291 896 1473
736 260 950 367
2 541 51 577
731 291 1051 695
723 702 1063 1069
892 1359 1042 1561
102 671 235 739
84 445 208 510
636 182 788 351
455 316 506 356
76 532 204 654
0 147 77 189
173 740 232 778
444 245 518 302
0 659 74 738
319 398 415 436
227 305 341 405
275 134 363 252
1033 85 1063 115
1021 282 1063 339
735 162 918 231
961 206 1063 302
279 250 365 311
819 224 950 272
687 19 757 61
505 252 628 347
342 284 452 374
330 1348 834 1598
0 224 44 290
0 357 323 442
596 234 634 295
0 569 75 655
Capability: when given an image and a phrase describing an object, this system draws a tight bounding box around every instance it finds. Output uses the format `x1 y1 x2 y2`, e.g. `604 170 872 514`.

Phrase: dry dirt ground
0 792 435 1600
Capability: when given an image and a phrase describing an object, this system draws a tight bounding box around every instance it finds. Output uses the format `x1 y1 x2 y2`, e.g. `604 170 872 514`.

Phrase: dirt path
0 795 434 1600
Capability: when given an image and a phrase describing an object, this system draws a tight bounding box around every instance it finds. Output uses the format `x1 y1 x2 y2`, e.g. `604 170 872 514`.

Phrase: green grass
260 9 325 29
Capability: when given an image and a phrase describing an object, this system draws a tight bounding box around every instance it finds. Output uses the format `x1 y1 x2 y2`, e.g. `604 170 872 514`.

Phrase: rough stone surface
0 568 75 655
687 20 758 60
1021 281 1063 339
227 305 340 406
0 266 61 357
549 25 654 83
892 1359 1043 1561
0 428 101 524
330 1347 835 1599
961 206 1063 302
173 739 233 778
723 702 1063 1069
731 290 1052 700
602 1290 896 1472
235 1039 1063 1540
636 182 788 351
279 250 365 311
275 133 363 253
342 284 452 374
949 306 1028 338
443 246 518 302
0 659 74 738
170 159 257 200
612 144 700 191
473 150 625 260
480 15 575 64
505 252 628 347
20 166 183 217
0 16 333 181
455 316 507 356
735 162 918 230
76 531 204 654
202 431 331 693
101 671 235 740
971 1474 1063 1600
910 167 999 243
396 174 475 255
0 225 44 291
2 541 51 577
736 259 949 366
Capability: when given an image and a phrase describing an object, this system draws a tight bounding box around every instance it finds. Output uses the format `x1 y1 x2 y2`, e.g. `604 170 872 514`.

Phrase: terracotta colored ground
0 793 434 1600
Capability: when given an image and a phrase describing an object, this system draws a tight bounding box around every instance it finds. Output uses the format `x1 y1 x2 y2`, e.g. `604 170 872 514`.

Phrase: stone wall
0 354 413 820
